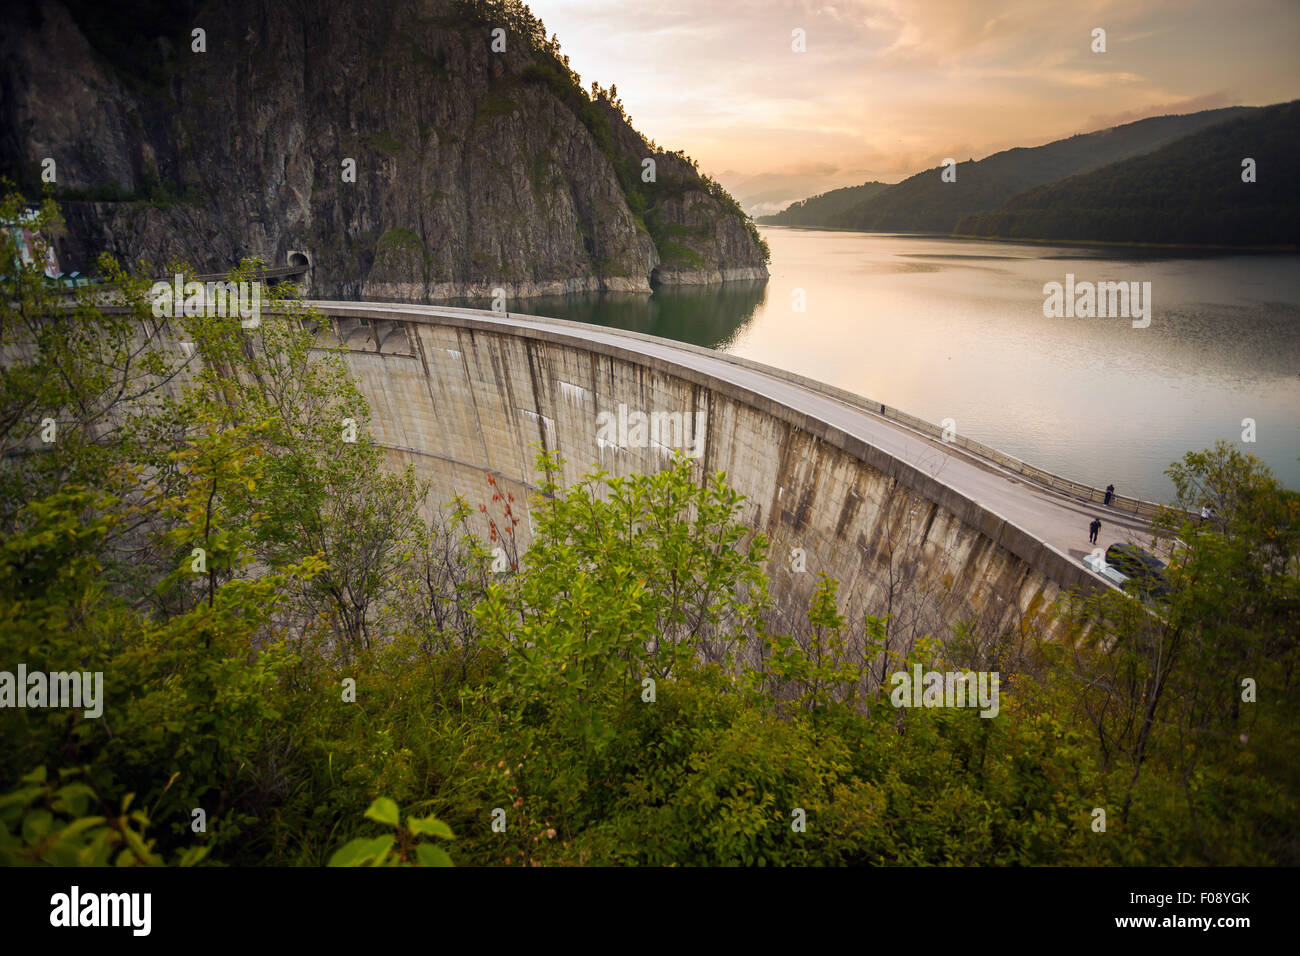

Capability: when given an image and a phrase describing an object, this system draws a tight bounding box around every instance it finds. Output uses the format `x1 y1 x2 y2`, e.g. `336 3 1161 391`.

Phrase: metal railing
854 400 1171 519
51 263 309 297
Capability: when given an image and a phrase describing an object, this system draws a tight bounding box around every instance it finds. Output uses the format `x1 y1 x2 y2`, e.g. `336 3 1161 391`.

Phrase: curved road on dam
310 300 1154 582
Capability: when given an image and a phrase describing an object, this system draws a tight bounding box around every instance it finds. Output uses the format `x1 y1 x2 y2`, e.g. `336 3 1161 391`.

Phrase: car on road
1082 549 1129 587
1105 542 1171 599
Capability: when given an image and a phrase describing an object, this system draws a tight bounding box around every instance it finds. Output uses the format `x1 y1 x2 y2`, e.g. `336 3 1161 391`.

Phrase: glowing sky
525 0 1300 213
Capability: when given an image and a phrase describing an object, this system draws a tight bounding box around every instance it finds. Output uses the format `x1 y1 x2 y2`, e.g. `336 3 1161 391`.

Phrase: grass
475 93 520 123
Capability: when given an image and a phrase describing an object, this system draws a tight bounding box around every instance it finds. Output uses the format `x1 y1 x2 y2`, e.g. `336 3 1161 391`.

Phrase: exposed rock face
0 0 769 298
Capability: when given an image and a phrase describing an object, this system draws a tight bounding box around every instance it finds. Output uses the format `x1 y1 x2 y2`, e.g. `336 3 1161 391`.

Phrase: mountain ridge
955 100 1300 247
755 106 1257 235
757 180 891 227
0 0 769 298
828 106 1255 233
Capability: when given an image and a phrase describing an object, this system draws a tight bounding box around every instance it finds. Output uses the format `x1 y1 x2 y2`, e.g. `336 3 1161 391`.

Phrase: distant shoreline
756 224 1299 254
948 233 1300 254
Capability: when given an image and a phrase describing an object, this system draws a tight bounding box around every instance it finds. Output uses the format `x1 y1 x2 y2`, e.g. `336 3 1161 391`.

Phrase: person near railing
1104 484 1115 506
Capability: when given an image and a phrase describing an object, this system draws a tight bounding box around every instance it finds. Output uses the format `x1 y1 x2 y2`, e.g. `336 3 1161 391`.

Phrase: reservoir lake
445 226 1300 500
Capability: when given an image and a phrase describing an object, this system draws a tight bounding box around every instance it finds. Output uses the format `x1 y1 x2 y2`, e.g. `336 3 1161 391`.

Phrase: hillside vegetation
2 197 1297 866
758 181 891 226
817 108 1254 233
956 100 1300 246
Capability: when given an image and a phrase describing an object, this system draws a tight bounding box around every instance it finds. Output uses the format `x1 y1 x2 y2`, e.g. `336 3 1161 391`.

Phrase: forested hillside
758 181 890 226
823 107 1252 233
955 100 1300 246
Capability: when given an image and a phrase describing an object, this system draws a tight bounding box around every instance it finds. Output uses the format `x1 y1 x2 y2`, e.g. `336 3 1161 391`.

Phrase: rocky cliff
0 0 769 297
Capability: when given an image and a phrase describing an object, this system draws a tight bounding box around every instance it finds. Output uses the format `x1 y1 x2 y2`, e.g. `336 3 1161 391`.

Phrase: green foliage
957 101 1300 246
474 93 520 122
2 190 1296 866
50 175 198 208
0 766 207 866
824 106 1254 234
758 181 892 227
749 222 772 265
1056 441 1299 860
654 240 707 270
328 797 454 867
761 574 868 711
474 452 768 761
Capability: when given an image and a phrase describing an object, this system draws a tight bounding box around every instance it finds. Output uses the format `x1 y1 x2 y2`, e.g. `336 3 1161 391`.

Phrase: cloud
526 0 1300 183
1080 91 1239 130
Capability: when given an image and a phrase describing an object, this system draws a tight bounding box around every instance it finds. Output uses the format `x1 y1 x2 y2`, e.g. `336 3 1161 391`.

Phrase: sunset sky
527 0 1300 213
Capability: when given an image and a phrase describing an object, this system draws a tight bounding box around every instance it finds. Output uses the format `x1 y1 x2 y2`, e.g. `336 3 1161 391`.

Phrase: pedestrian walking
1089 517 1101 545
1201 505 1210 524
1104 484 1115 506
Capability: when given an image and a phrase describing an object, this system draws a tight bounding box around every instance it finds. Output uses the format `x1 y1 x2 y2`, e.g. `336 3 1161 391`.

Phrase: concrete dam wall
312 302 1108 642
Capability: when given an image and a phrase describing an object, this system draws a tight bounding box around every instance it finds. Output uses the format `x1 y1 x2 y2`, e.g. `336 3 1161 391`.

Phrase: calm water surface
447 227 1300 500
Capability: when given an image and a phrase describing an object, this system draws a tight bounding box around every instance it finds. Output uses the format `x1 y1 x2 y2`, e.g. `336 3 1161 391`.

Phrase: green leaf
22 809 54 843
55 816 107 840
52 784 93 818
120 825 156 864
364 797 400 827
415 843 453 867
327 837 373 867
407 815 454 840
365 836 395 866
178 845 212 867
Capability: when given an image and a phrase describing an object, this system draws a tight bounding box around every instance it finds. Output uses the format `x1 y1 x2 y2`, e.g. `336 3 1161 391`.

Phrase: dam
302 301 1155 640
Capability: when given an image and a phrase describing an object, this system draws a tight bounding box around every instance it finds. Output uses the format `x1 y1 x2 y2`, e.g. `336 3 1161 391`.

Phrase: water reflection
438 279 768 351
740 228 1300 498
